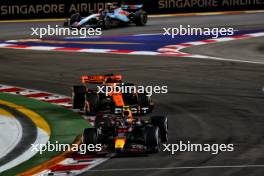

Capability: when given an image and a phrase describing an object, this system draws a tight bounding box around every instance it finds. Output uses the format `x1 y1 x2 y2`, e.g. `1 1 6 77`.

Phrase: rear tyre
103 16 111 29
72 86 86 109
151 116 168 142
144 126 161 153
70 13 81 25
83 128 97 145
135 11 148 26
85 93 100 115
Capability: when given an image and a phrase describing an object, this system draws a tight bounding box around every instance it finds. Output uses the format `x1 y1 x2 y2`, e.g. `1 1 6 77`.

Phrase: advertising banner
0 0 263 20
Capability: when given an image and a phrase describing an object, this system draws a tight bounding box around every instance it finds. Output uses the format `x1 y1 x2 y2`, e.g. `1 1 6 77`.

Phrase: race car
63 3 147 29
82 107 168 153
72 74 154 115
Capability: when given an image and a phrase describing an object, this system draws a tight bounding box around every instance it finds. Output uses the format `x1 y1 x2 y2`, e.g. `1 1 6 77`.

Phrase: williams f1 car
72 74 154 115
63 3 148 29
82 107 168 153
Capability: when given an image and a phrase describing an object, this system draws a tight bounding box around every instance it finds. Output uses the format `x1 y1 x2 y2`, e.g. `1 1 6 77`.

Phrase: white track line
159 32 264 65
186 55 264 65
0 128 49 173
0 114 22 159
85 164 264 172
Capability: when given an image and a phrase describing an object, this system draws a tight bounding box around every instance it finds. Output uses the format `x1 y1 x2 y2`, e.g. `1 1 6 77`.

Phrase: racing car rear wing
81 74 122 84
121 4 143 10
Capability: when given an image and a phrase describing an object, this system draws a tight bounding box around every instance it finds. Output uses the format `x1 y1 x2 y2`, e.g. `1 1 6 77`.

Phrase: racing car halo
63 2 148 29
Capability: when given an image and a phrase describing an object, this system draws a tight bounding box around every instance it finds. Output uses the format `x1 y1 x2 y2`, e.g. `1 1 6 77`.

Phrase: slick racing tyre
72 85 86 110
103 16 111 29
151 116 168 142
138 93 151 107
70 13 81 25
135 11 148 26
144 126 161 153
85 92 100 115
83 128 98 145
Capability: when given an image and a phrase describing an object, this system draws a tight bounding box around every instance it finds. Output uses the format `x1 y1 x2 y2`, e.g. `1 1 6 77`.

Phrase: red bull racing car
83 107 168 153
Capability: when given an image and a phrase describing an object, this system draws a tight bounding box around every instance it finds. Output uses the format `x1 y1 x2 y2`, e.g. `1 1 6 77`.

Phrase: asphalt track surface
0 13 264 176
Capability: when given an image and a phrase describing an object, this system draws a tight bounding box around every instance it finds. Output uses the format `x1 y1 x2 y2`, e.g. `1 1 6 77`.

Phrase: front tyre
151 116 168 142
72 85 86 110
83 128 98 145
144 126 161 153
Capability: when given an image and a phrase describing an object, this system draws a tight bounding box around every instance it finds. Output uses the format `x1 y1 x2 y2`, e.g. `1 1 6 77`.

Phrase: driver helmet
106 3 114 10
112 2 119 8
